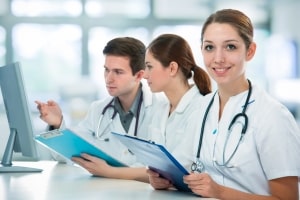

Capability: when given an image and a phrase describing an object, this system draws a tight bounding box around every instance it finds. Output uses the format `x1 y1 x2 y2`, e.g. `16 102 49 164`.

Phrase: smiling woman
182 9 300 200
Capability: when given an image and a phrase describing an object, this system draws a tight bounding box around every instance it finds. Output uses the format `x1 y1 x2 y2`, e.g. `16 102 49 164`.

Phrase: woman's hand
183 172 221 198
147 169 173 190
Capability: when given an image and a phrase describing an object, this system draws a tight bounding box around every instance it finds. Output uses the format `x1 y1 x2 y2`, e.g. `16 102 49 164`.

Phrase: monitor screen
0 62 42 173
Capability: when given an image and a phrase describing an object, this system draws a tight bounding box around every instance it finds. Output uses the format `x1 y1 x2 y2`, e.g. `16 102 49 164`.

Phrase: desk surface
0 161 217 200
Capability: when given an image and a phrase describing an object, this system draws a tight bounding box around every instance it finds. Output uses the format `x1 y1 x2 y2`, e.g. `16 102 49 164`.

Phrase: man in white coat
36 37 165 182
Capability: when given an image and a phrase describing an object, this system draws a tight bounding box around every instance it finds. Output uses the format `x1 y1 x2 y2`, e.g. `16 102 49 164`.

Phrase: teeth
215 68 226 72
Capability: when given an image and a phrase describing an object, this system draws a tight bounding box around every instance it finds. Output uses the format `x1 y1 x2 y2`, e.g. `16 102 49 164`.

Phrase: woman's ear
246 42 256 61
169 61 179 76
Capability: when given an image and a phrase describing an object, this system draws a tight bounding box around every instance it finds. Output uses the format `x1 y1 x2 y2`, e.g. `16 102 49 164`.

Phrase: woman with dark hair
144 33 211 189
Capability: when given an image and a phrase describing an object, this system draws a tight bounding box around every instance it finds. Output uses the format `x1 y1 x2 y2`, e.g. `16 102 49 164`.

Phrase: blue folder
35 129 126 167
111 132 191 192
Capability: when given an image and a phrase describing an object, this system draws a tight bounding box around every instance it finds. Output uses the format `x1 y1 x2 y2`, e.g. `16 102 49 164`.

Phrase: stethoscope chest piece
191 159 205 173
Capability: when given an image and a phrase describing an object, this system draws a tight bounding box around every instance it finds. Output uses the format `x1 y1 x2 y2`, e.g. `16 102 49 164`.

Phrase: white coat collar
175 85 203 114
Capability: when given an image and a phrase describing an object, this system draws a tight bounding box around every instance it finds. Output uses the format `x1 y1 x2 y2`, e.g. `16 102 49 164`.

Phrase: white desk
0 161 217 200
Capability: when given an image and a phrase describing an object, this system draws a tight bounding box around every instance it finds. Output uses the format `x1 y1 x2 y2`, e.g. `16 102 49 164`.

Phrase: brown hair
201 9 254 50
103 37 146 75
147 34 211 95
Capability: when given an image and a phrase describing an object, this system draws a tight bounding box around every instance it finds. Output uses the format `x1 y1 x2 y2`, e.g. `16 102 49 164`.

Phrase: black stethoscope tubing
101 98 117 119
195 79 252 162
101 92 143 137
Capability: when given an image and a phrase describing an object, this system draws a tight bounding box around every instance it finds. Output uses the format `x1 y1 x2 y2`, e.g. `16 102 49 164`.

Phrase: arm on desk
183 173 299 200
71 153 149 183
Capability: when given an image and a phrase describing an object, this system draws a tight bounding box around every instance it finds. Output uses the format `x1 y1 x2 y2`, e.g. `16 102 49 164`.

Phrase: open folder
35 129 126 167
111 132 191 192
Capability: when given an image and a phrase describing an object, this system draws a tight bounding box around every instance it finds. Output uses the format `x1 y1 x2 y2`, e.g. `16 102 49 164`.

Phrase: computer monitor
0 62 42 173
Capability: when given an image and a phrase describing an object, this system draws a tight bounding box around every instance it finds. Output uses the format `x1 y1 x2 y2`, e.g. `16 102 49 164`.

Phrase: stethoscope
94 92 143 141
191 80 252 173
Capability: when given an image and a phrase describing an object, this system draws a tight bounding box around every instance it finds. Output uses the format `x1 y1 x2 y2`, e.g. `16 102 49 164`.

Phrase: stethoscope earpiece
100 138 110 142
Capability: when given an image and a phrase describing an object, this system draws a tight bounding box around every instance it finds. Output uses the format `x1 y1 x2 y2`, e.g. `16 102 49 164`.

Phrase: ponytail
192 66 211 95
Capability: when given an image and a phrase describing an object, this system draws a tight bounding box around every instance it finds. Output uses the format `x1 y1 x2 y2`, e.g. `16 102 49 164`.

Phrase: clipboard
35 129 127 167
111 132 191 192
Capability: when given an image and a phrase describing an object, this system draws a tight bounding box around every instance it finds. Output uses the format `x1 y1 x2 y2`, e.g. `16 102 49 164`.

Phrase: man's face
104 55 139 98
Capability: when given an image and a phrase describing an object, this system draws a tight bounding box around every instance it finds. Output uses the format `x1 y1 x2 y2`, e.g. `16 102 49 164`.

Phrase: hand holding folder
35 129 127 167
111 132 191 192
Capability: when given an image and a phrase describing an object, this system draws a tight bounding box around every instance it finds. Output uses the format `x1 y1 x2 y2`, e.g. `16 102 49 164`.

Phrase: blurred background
0 0 299 158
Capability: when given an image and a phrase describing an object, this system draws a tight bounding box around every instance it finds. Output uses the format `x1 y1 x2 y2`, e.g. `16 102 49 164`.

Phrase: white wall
271 1 300 123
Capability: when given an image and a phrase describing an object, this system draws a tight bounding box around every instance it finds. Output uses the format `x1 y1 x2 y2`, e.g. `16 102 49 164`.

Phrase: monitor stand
0 164 43 173
0 129 42 173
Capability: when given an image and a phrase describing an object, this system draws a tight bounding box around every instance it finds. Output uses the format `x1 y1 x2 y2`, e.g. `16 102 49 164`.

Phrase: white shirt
192 84 300 195
148 85 205 171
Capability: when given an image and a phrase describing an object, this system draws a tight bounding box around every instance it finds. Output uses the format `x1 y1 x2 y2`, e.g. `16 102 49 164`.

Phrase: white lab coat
148 85 205 171
60 83 167 166
192 84 300 195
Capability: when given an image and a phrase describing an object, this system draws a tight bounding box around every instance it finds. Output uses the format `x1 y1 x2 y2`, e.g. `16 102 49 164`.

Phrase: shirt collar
113 84 142 117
